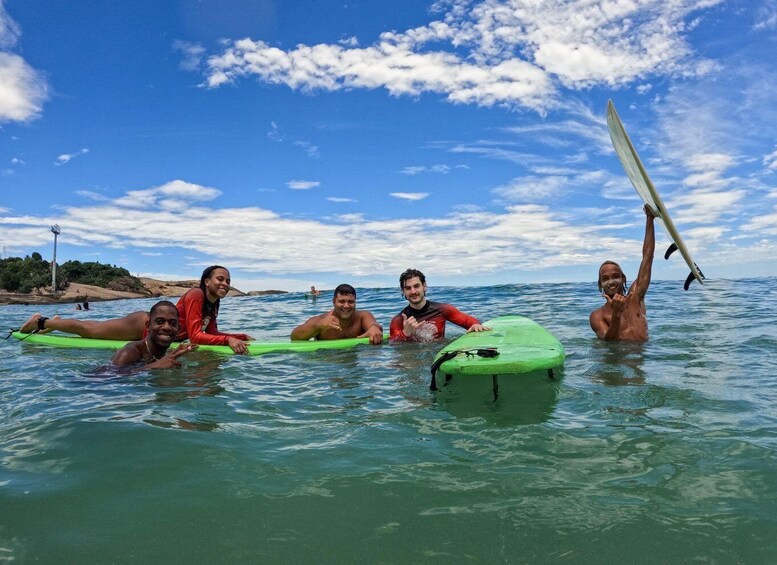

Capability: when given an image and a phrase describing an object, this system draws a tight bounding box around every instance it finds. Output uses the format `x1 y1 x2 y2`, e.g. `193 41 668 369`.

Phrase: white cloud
742 206 777 235
0 52 48 123
400 164 451 175
55 148 89 166
267 121 283 141
203 0 722 111
172 40 206 71
113 180 221 209
754 1 777 30
763 147 777 170
294 140 321 159
493 175 570 201
0 2 20 49
2 176 775 281
286 180 320 190
327 197 357 203
0 4 48 122
391 192 429 201
76 190 110 202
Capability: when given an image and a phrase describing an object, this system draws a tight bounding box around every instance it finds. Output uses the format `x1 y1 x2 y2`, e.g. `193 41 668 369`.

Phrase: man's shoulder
354 309 375 320
113 339 145 364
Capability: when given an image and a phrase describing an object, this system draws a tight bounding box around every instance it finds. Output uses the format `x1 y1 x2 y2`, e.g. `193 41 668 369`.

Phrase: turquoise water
1 278 776 563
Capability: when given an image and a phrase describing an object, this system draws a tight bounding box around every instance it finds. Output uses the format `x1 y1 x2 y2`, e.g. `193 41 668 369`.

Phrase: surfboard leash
429 348 499 391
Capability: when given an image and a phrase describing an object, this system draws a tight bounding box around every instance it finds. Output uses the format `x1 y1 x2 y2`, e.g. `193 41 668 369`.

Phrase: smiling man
290 283 383 344
590 205 656 341
390 268 488 342
111 301 197 367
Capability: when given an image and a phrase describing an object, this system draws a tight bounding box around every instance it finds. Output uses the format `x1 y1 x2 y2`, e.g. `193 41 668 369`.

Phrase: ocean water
1 278 776 563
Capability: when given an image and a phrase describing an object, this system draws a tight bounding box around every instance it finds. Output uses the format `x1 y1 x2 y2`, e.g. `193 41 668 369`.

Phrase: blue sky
1 0 776 292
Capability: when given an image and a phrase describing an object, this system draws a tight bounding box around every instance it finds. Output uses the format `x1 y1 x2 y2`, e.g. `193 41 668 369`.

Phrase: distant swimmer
590 205 655 341
112 301 197 368
390 268 489 342
310 285 321 296
19 265 253 354
291 283 383 344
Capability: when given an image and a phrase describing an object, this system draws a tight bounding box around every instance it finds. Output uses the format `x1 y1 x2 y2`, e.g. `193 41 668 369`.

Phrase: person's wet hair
400 268 426 288
333 283 356 298
597 261 627 293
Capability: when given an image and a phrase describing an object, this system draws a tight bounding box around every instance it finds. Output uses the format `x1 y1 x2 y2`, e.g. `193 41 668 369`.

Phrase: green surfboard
11 331 388 356
431 315 565 380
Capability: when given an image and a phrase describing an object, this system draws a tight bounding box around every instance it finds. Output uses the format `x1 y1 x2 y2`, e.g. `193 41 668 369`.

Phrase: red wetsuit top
174 288 250 346
389 300 480 341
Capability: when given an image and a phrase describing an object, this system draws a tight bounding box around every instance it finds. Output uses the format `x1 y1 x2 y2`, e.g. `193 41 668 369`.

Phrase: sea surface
1 278 776 563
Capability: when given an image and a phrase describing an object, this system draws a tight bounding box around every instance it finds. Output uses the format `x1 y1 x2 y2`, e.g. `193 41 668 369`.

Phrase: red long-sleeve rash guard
175 288 249 346
389 300 479 341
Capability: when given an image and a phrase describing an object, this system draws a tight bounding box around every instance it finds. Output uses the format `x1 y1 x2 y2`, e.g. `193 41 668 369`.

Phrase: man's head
400 268 428 308
399 268 425 289
147 300 179 348
332 284 357 320
598 261 627 296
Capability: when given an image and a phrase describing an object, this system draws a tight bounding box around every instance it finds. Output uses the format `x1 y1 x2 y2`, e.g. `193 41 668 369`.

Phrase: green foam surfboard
11 331 388 356
432 315 565 377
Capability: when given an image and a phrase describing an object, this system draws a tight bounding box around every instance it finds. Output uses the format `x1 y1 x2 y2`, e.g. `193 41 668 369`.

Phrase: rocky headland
0 278 286 306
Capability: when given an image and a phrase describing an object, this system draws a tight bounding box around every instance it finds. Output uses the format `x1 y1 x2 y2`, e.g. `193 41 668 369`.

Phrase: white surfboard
606 100 705 290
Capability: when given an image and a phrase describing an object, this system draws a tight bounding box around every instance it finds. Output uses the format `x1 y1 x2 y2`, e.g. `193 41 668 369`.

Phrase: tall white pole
50 225 60 292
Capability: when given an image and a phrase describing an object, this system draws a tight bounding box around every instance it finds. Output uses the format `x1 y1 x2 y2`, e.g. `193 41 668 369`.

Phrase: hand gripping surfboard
606 100 705 290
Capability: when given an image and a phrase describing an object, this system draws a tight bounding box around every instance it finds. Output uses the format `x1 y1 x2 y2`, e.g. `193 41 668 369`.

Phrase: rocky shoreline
0 278 286 306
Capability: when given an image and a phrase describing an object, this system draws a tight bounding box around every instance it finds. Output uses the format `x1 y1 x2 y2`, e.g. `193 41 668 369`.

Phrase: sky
1 0 777 292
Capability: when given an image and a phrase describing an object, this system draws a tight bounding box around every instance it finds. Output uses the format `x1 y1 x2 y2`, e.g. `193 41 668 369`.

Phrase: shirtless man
111 301 197 368
590 205 655 341
291 283 383 344
390 268 488 341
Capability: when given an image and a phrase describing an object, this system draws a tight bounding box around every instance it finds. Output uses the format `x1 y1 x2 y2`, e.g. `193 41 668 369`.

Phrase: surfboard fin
683 264 706 291
664 243 678 260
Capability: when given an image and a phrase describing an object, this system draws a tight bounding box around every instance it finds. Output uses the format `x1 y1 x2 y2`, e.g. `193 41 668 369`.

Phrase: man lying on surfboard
291 283 384 344
111 300 197 368
390 268 489 342
590 205 655 342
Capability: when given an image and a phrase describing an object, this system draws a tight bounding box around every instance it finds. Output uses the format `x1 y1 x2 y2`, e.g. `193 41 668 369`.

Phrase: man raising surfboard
590 205 655 341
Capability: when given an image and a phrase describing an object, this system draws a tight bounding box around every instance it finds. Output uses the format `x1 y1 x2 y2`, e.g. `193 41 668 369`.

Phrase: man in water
112 301 197 367
309 285 321 296
390 268 488 341
291 283 384 344
590 205 655 341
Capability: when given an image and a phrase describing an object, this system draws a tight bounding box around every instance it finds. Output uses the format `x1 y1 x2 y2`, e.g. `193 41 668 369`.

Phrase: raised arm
632 205 655 298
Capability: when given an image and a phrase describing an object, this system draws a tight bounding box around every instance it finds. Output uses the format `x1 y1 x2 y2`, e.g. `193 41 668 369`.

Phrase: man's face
148 305 179 347
402 276 427 306
332 293 356 320
599 264 626 297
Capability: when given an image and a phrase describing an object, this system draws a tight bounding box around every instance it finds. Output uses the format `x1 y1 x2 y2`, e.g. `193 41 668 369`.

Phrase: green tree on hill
0 253 144 293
